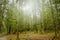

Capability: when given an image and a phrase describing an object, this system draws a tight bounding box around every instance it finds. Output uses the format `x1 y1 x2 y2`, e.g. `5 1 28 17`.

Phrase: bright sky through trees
8 0 51 22
9 0 42 19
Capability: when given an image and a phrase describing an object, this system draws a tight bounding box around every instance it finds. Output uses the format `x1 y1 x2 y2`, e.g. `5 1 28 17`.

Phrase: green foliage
0 0 60 35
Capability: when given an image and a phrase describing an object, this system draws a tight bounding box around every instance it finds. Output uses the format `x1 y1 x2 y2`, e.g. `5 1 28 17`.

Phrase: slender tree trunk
16 21 20 40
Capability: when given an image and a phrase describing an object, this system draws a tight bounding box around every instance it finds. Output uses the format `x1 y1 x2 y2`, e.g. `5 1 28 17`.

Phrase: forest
0 0 60 40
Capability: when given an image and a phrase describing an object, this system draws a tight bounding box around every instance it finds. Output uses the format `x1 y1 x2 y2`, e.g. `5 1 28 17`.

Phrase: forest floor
0 32 60 40
0 36 7 40
6 32 60 40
